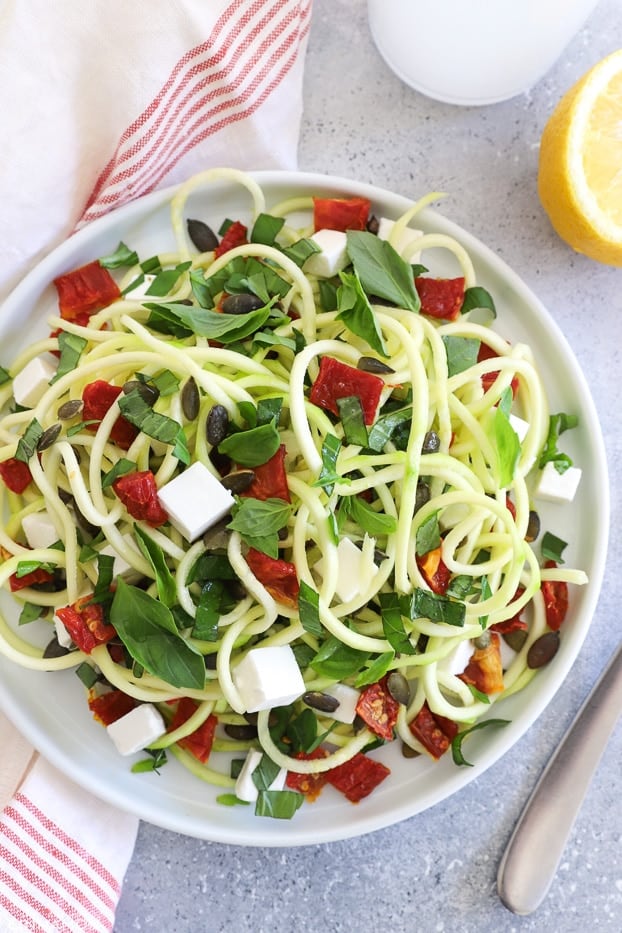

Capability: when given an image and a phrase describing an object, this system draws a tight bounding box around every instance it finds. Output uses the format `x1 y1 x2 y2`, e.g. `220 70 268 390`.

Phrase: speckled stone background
114 1 622 930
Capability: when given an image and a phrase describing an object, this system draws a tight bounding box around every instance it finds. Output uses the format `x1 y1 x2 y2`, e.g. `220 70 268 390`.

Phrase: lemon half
538 48 622 266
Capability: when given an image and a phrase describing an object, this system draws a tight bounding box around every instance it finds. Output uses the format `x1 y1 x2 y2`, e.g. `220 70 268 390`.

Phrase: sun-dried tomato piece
355 676 400 741
416 545 451 595
9 566 54 592
326 752 390 803
285 749 329 801
0 458 33 494
477 342 519 398
112 470 169 527
82 380 139 450
415 277 465 321
56 596 116 654
245 548 299 607
409 701 459 760
169 697 218 764
88 688 137 726
214 221 248 258
459 632 504 694
312 196 371 232
541 560 569 631
309 356 384 425
54 261 120 322
240 444 290 502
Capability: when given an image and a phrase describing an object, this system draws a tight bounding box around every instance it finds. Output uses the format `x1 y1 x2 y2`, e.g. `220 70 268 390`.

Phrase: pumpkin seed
357 356 395 375
525 510 541 543
221 470 255 494
527 631 560 669
203 518 231 549
57 399 83 420
123 379 159 405
302 691 340 713
386 671 410 706
181 377 200 421
473 631 491 650
415 481 430 512
206 404 229 446
221 293 265 315
43 636 71 658
503 629 528 653
187 218 219 253
401 741 421 759
224 722 258 741
37 423 62 451
422 430 441 453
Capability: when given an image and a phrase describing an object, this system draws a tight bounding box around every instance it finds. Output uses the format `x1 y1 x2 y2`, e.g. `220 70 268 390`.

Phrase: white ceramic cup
367 0 601 105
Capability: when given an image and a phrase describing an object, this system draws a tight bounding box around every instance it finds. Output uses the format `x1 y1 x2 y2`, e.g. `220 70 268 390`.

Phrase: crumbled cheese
234 748 287 803
316 536 379 603
12 357 56 408
21 510 59 549
322 683 360 724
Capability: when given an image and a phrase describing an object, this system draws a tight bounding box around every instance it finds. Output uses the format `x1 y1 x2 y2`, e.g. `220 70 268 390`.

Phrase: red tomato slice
541 560 569 631
355 676 400 741
245 548 299 607
88 688 137 726
0 457 33 494
54 261 120 322
312 196 371 232
326 752 390 803
214 221 248 258
9 566 54 592
416 545 451 595
169 697 218 764
240 444 290 502
113 470 168 527
309 356 384 425
82 380 139 450
415 277 465 321
477 342 519 398
286 749 329 801
491 586 528 634
56 597 116 653
409 701 458 760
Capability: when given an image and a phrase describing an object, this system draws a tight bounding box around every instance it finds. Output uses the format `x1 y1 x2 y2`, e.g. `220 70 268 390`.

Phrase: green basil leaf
336 270 387 356
451 718 510 767
75 662 99 688
18 602 42 626
336 395 368 447
379 591 416 655
442 335 480 377
99 241 139 269
110 579 206 689
251 213 285 246
285 708 317 754
461 286 497 320
217 793 250 807
314 434 342 495
490 403 520 488
134 525 177 607
131 749 168 773
310 635 369 679
150 370 180 397
255 789 304 819
367 405 412 452
141 256 162 275
227 497 291 550
346 230 420 312
252 753 282 791
173 427 191 465
218 420 281 467
355 650 395 687
144 261 192 297
145 301 272 343
89 552 115 605
117 389 180 445
415 513 441 556
298 581 323 637
348 495 397 536
51 332 88 385
192 580 224 641
15 418 43 463
541 531 567 564
403 589 466 627
102 458 137 489
189 552 237 584
318 279 338 312
538 412 578 474
281 237 321 268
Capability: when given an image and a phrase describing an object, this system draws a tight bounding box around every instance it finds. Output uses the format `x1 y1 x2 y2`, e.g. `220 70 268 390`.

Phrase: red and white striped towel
0 1 312 929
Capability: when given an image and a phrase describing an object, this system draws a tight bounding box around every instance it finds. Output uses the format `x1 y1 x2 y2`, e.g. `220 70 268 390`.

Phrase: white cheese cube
436 639 474 676
377 217 422 260
53 613 74 649
106 703 166 756
535 461 582 503
322 683 360 724
12 357 57 408
100 533 142 579
509 413 530 443
123 274 156 300
22 510 59 549
316 537 379 603
234 748 287 803
232 645 305 713
304 229 349 277
157 460 234 541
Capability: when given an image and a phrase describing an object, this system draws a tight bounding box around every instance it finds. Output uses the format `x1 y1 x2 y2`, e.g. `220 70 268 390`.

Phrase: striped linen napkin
0 1 312 930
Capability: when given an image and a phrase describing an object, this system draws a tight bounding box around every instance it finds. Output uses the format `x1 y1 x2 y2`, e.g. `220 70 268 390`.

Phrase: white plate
0 171 609 846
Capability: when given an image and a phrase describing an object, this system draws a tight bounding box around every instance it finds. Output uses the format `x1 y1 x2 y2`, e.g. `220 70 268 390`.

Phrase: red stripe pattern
0 792 119 933
80 0 312 226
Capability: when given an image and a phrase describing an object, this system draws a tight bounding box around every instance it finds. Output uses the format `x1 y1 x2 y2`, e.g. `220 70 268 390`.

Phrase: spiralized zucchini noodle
0 167 587 815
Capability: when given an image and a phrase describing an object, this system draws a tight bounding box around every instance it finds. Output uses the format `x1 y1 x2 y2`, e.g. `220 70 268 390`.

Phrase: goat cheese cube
234 749 287 803
436 639 474 676
106 703 166 756
304 229 349 277
322 683 360 724
316 537 379 603
534 461 582 503
100 534 142 579
377 217 422 259
509 413 530 443
157 460 234 541
232 645 305 713
22 510 59 549
12 357 56 408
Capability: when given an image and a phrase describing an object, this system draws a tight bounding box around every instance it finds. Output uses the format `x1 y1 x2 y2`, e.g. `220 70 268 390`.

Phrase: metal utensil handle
497 642 622 915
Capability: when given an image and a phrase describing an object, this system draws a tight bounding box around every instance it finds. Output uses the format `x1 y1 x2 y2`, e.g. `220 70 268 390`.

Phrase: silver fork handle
497 642 622 915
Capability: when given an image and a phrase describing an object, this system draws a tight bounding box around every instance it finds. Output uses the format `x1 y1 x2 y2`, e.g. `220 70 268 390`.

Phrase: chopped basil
355 650 395 687
286 708 317 754
255 789 304 819
218 419 281 467
298 580 323 637
189 552 237 584
131 749 168 774
336 270 387 357
251 753 281 791
99 241 139 269
460 285 497 320
314 434 342 495
403 588 466 627
141 255 163 275
227 496 291 558
250 213 285 246
379 591 416 655
117 388 181 445
251 330 298 353
538 412 578 474
451 718 510 767
67 419 99 436
101 458 136 489
442 335 480 377
75 662 99 689
15 558 54 577
467 684 491 704
345 495 397 536
318 279 338 312
51 332 88 385
282 237 321 268
110 579 206 689
336 395 368 448
415 513 441 556
310 635 370 679
217 793 250 808
134 525 177 607
15 418 43 463
488 388 520 487
541 531 567 564
367 405 412 453
173 427 191 465
192 580 225 641
149 370 180 397
346 230 420 313
145 300 273 343
478 575 492 628
18 602 42 625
